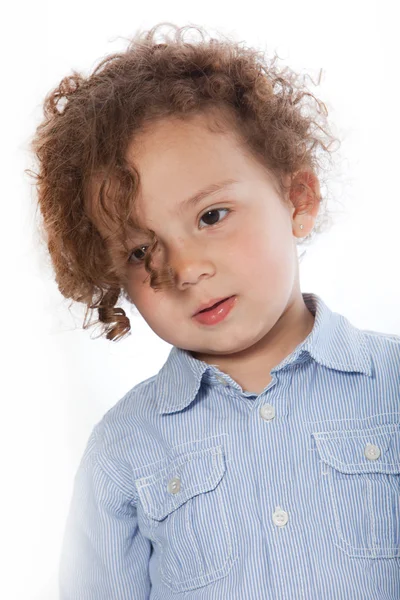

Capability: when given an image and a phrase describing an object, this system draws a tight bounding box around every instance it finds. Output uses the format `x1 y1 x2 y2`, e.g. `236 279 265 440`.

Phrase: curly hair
28 22 339 342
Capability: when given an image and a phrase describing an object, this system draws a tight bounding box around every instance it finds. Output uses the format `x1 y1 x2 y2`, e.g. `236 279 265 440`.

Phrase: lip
193 296 234 317
192 295 237 326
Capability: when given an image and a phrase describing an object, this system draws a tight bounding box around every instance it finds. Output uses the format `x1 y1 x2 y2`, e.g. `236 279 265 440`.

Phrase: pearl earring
299 224 304 230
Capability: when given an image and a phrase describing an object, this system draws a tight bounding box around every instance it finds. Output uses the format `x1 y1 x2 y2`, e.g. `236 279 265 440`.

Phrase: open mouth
198 298 230 313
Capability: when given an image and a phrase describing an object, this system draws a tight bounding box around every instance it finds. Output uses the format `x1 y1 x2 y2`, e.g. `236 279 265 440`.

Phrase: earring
299 224 304 230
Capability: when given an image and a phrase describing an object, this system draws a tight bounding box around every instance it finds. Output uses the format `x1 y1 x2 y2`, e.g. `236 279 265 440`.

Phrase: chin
196 338 254 356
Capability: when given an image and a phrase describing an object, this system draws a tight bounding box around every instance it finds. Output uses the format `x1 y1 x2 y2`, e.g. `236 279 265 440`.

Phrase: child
30 22 400 599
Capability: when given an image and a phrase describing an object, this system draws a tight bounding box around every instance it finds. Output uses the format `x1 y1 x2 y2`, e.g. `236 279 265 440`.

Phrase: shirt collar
155 293 372 415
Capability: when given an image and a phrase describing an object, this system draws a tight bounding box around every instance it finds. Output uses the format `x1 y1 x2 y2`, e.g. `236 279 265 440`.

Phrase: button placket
272 507 289 527
260 403 275 421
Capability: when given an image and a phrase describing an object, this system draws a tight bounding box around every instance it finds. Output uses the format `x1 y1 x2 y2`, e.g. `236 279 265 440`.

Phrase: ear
288 169 321 238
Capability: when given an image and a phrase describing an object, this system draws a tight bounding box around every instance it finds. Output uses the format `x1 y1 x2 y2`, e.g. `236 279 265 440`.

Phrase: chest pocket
312 423 400 559
134 444 237 592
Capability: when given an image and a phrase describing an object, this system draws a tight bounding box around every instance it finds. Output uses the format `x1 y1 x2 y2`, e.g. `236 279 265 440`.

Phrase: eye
199 207 230 229
127 244 149 265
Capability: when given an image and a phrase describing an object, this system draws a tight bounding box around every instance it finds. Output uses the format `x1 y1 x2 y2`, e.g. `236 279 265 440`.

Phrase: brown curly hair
28 22 339 342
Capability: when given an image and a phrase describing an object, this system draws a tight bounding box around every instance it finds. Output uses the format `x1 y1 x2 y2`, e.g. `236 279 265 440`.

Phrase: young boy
30 23 400 599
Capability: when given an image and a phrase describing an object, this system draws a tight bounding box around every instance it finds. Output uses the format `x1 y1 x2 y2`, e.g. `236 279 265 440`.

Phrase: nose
168 240 215 290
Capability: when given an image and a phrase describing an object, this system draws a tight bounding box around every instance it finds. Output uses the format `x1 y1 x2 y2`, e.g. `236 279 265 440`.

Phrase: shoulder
90 374 161 461
361 326 400 354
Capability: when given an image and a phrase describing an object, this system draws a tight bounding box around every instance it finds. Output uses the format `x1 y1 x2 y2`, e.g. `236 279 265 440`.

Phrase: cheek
230 224 290 284
127 281 184 341
125 279 162 320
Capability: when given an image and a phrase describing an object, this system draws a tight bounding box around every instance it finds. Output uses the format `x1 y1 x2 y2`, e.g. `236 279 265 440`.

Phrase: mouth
192 295 237 325
194 296 234 316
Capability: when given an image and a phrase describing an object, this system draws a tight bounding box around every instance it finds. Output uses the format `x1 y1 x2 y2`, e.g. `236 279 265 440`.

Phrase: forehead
128 110 250 175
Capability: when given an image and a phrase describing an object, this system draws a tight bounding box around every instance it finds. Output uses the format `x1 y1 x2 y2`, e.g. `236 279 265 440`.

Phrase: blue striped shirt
59 293 400 599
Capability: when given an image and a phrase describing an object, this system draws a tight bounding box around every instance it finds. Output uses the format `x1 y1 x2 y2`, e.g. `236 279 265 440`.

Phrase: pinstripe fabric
59 293 400 599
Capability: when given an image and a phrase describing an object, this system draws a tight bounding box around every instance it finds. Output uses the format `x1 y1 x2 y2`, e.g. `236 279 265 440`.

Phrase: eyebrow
177 178 239 213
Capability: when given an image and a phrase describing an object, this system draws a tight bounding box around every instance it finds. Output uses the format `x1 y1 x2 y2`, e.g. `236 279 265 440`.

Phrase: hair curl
28 22 339 342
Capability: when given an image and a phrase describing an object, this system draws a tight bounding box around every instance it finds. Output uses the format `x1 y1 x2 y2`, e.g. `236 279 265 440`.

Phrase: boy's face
99 112 306 358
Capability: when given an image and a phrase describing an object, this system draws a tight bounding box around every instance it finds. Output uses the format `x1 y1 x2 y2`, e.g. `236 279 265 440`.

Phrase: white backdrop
1 1 399 598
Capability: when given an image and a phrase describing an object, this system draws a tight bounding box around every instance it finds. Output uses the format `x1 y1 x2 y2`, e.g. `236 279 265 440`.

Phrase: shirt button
260 403 275 421
272 507 289 527
167 477 181 494
364 443 381 461
215 375 228 386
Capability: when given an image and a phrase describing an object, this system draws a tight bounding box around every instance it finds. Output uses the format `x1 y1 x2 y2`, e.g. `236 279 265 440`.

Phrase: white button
260 403 275 421
364 443 381 461
167 477 181 494
216 375 228 386
272 507 288 527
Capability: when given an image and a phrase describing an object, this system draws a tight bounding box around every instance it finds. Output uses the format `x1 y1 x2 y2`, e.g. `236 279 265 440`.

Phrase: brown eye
128 245 148 265
199 208 230 228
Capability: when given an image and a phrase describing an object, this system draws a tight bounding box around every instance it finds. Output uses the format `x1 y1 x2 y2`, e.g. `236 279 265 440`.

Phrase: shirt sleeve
59 428 152 599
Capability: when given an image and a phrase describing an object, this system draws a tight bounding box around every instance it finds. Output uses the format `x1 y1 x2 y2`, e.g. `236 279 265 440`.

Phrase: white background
1 1 399 598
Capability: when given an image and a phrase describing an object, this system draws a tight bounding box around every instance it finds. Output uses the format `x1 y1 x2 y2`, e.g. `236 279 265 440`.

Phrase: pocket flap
311 423 400 474
135 446 226 520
